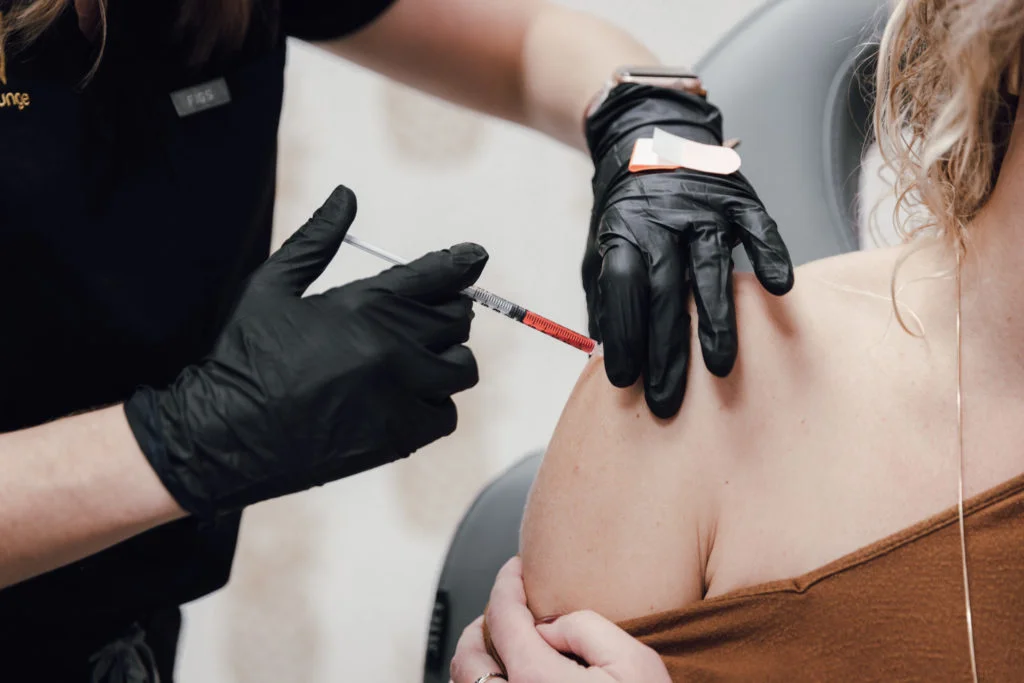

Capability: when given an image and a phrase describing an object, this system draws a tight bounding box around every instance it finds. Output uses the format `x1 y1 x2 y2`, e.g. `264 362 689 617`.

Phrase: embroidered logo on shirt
0 12 31 111
170 78 231 117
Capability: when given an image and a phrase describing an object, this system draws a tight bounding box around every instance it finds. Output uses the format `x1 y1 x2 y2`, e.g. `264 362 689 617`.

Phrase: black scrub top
0 0 394 670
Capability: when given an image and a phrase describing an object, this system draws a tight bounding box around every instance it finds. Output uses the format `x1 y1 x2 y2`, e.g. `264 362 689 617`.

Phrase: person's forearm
0 405 185 589
519 3 658 150
327 0 657 150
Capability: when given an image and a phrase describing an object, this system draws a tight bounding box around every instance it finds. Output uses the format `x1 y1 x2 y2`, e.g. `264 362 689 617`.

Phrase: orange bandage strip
628 128 742 175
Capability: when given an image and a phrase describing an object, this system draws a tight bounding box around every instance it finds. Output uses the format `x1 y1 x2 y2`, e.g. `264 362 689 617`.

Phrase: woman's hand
450 557 671 683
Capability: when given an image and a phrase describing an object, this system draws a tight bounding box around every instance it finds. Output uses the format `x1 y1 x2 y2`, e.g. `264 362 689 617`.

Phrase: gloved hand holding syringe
344 234 598 355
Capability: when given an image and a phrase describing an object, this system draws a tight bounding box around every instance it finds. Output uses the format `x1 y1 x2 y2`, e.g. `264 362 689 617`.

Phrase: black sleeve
283 0 398 41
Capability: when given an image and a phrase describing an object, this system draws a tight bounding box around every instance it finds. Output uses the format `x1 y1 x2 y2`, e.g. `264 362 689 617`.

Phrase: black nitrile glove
584 83 794 419
124 185 488 518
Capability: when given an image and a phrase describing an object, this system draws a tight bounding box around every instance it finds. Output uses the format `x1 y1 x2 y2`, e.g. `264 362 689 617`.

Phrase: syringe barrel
462 285 525 321
463 287 596 354
343 234 598 355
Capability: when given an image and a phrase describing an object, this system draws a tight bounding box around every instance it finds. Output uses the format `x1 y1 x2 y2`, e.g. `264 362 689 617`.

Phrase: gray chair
422 0 887 679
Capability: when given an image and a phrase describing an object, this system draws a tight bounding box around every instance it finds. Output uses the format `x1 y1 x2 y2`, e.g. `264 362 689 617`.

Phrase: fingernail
536 615 559 625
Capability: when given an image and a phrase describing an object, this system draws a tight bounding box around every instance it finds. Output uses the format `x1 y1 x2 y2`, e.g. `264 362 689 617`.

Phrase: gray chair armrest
423 452 544 682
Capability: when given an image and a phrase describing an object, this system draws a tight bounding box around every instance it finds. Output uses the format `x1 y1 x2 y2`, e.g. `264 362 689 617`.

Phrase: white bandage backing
628 128 742 175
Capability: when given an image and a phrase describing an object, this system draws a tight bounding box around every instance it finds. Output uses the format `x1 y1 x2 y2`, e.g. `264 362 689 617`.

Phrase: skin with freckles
521 197 1024 624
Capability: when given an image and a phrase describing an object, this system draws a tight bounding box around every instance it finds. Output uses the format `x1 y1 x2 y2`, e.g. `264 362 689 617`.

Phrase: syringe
343 234 598 355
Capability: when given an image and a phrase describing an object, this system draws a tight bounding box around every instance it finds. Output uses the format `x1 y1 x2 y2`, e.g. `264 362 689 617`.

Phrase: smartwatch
586 65 707 119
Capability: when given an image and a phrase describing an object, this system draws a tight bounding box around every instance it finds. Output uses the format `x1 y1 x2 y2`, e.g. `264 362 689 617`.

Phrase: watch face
617 66 699 80
614 66 705 96
618 76 707 97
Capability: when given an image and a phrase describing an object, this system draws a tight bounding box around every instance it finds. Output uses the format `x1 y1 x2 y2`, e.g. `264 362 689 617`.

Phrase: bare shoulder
520 352 722 623
720 246 911 400
520 246 907 623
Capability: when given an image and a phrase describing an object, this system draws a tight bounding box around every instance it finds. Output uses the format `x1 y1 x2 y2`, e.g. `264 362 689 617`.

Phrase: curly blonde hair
874 0 1024 248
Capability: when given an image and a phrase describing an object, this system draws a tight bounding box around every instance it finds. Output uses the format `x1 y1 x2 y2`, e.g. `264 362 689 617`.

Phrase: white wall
177 2 771 681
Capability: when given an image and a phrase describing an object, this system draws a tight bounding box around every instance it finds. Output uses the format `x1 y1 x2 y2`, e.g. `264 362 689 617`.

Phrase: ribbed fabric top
618 473 1024 681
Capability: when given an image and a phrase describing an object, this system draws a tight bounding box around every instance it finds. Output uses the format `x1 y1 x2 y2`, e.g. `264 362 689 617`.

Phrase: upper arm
519 356 724 624
319 0 543 121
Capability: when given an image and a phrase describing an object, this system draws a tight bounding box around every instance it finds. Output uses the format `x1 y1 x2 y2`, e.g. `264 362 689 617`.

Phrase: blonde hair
0 0 254 75
874 0 1024 248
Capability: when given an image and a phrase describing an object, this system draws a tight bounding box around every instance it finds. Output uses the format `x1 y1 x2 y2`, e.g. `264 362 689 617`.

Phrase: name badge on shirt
170 78 232 117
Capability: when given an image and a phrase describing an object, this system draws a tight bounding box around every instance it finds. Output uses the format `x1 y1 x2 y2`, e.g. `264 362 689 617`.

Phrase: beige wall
176 2 771 681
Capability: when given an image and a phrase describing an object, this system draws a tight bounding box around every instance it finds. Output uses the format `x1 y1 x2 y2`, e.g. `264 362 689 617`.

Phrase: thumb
728 202 794 296
535 610 645 669
256 185 358 295
374 243 489 302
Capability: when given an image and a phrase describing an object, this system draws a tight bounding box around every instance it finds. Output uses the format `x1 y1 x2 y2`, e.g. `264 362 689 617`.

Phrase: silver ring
474 674 506 683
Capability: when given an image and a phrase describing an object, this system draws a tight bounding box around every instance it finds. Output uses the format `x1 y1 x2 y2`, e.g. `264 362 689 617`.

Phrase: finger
728 203 794 296
485 558 573 676
402 296 475 352
395 344 479 399
688 221 737 378
644 235 690 419
374 243 489 302
321 288 473 352
398 396 459 453
596 228 649 387
536 610 649 669
581 229 604 340
426 297 475 351
256 185 358 295
450 616 504 683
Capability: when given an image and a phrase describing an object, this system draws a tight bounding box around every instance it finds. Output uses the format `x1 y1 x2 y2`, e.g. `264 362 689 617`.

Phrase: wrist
0 405 186 589
585 83 724 163
103 405 189 524
584 65 707 125
124 378 213 519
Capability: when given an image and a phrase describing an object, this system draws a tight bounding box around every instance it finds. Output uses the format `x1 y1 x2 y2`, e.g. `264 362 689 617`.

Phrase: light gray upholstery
422 1 888 679
702 0 886 266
